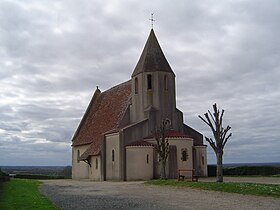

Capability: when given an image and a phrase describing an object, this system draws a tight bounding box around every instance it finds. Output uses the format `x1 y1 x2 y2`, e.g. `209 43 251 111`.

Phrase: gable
72 80 131 151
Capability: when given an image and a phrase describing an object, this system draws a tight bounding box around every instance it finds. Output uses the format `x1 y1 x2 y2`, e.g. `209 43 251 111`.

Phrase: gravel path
40 179 280 210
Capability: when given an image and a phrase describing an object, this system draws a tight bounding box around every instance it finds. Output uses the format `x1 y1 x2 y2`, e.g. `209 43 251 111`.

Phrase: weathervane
149 13 155 29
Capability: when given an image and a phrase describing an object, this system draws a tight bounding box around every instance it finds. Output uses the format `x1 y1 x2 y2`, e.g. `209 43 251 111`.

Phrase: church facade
71 29 207 181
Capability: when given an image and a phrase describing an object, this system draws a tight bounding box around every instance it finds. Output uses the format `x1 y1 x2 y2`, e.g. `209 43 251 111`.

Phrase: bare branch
222 133 232 149
220 109 224 130
204 113 216 135
208 110 215 123
205 136 216 152
198 115 210 126
221 125 231 141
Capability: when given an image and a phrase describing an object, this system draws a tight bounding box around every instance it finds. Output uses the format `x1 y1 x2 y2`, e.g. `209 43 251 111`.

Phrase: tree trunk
216 151 223 182
160 161 166 179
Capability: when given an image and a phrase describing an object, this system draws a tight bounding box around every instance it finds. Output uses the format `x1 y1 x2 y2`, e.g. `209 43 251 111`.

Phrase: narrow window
147 154 149 164
135 78 138 94
202 156 205 165
181 149 188 161
96 158 98 169
147 74 152 90
112 149 115 162
77 150 80 163
164 75 168 90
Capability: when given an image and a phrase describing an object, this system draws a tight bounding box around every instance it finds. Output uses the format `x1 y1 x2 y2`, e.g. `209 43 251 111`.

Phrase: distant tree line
208 165 280 177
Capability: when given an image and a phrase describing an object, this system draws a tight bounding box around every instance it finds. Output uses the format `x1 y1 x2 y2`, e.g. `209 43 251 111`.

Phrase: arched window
96 158 98 169
146 154 149 164
77 150 80 163
112 149 115 162
147 74 152 90
164 75 168 90
135 78 138 94
181 149 188 161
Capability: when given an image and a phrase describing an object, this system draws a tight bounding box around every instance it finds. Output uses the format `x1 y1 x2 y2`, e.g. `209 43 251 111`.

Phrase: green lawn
0 179 58 210
146 179 280 198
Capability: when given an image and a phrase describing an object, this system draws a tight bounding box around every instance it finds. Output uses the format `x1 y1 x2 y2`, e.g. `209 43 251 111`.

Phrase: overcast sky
0 0 279 166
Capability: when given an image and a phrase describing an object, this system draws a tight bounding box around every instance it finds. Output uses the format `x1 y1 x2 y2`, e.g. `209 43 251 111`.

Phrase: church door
168 145 177 179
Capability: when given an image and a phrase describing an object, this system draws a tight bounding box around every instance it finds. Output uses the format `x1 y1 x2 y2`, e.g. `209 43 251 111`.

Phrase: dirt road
40 179 280 210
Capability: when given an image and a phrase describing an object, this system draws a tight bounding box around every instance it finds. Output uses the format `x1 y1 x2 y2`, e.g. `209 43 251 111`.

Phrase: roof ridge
102 80 131 94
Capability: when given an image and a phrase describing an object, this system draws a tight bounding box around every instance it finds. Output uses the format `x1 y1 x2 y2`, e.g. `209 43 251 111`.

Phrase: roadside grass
0 179 58 210
145 179 280 198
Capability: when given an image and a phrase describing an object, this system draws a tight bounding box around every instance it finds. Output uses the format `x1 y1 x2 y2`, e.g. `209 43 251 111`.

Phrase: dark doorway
168 145 177 179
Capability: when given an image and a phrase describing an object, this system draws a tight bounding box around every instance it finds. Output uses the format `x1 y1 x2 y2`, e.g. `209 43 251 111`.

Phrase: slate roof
72 80 131 157
132 29 175 77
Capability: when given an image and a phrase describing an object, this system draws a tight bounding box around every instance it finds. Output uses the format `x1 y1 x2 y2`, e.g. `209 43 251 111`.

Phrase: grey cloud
0 0 279 165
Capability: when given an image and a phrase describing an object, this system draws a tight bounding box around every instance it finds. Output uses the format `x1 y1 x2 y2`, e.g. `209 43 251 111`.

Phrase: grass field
146 179 280 198
0 179 58 210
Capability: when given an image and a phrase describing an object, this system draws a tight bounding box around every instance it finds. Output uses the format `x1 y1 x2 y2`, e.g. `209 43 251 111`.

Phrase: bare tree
155 119 171 179
199 103 232 182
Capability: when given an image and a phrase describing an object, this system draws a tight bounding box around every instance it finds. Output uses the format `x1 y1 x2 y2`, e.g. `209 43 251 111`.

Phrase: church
71 29 207 181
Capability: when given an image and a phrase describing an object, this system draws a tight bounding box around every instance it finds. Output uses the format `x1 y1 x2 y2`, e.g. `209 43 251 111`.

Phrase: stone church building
71 29 207 181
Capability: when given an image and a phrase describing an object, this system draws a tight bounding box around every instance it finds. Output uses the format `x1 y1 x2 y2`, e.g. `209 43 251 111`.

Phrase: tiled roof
126 140 155 147
72 80 131 156
132 29 175 77
79 142 100 160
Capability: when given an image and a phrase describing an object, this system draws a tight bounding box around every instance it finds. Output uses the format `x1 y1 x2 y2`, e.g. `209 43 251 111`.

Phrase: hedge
207 165 280 176
223 166 280 176
14 174 65 179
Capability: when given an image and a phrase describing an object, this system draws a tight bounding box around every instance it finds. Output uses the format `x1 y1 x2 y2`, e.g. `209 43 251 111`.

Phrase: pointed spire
132 29 175 77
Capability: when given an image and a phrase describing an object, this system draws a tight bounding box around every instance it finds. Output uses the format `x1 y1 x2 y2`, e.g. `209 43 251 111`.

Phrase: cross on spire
149 13 155 29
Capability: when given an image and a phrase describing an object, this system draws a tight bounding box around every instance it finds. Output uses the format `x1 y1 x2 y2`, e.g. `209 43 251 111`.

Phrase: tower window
147 154 149 164
164 75 168 90
147 74 152 90
96 158 98 169
135 78 138 94
112 149 115 162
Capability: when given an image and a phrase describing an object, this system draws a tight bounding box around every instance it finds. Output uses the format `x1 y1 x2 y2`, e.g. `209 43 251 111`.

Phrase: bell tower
130 29 179 130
